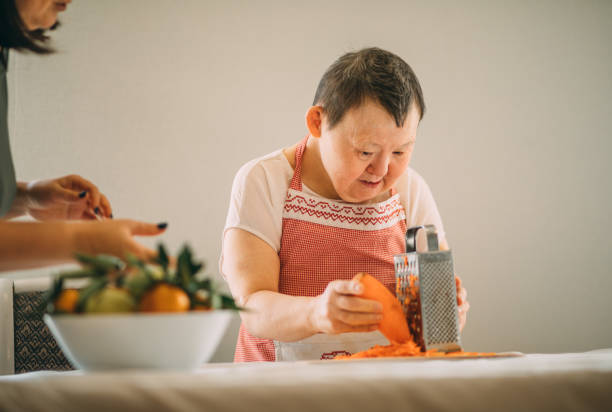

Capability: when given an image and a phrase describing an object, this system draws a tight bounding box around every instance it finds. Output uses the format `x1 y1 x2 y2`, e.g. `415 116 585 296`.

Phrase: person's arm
1 182 29 219
0 219 166 272
222 228 383 342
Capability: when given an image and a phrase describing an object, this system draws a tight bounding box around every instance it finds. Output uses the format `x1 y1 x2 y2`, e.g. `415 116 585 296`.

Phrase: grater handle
405 225 439 253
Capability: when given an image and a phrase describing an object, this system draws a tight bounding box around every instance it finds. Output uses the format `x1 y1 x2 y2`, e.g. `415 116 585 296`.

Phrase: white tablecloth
1 350 611 412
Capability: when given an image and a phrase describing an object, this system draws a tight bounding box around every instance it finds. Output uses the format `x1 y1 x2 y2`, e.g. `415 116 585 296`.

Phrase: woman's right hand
310 279 383 335
70 219 167 261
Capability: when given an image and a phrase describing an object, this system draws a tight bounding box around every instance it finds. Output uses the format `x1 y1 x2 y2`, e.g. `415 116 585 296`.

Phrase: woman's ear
305 106 324 138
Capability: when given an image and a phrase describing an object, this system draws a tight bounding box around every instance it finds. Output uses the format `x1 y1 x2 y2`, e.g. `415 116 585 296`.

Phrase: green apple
85 287 136 313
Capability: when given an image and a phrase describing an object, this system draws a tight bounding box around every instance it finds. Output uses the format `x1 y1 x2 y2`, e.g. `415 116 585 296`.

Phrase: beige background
5 0 611 361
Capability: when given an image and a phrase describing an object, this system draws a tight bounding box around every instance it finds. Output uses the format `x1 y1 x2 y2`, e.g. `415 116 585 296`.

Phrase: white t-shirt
221 149 447 265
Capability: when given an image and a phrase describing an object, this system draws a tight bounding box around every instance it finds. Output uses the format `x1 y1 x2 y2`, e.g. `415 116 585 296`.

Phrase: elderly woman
0 0 166 272
222 48 470 362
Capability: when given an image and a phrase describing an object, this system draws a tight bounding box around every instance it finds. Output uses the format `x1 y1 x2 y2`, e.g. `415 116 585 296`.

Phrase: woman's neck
300 137 340 200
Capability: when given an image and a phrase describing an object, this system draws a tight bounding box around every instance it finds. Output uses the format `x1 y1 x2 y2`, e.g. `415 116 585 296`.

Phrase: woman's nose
367 155 389 177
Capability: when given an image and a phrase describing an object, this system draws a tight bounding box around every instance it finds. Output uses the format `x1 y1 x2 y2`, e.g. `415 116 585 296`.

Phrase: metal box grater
394 225 462 353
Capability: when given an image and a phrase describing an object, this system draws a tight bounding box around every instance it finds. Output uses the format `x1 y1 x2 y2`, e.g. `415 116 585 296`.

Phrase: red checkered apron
234 136 407 361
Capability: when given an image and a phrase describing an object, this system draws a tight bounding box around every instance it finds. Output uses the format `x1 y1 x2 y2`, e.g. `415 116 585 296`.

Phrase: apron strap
289 135 309 191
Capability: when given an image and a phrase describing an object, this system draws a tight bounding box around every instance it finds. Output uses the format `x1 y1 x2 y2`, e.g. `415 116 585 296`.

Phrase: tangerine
139 283 190 312
54 288 80 313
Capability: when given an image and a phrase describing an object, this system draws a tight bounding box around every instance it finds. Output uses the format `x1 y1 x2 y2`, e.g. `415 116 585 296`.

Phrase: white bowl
44 311 233 371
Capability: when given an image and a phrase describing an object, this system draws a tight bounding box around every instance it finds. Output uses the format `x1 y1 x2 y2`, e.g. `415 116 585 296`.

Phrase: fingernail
110 213 114 219
353 284 362 293
94 207 100 215
79 191 87 198
157 222 168 229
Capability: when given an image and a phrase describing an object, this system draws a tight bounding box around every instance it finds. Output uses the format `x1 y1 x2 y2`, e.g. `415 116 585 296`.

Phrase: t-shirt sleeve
223 159 284 254
398 168 447 246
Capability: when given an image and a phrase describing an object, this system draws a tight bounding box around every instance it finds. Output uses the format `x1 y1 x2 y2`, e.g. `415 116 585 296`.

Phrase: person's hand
455 276 470 332
25 175 112 221
71 219 167 261
310 279 383 334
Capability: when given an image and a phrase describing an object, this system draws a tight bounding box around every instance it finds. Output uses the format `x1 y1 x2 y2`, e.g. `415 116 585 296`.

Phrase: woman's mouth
359 179 382 188
55 2 68 11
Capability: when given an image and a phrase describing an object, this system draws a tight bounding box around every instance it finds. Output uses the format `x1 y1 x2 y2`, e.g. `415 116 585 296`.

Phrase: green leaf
156 244 169 269
177 248 192 287
184 245 204 271
155 244 170 279
75 253 124 273
211 294 223 310
75 277 108 313
38 277 65 315
220 294 244 311
195 278 211 290
126 253 146 269
57 268 101 279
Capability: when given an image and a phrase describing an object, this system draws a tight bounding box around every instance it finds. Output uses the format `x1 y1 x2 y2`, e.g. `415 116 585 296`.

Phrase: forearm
1 182 30 220
240 290 319 342
0 221 75 272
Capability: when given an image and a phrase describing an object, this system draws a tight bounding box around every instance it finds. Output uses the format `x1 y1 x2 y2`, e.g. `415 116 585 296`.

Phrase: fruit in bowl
41 244 241 370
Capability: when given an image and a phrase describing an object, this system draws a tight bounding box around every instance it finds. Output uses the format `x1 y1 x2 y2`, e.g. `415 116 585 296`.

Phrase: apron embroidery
235 136 407 362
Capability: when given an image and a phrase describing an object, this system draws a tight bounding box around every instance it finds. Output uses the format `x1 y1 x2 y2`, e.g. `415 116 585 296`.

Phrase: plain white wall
5 0 612 360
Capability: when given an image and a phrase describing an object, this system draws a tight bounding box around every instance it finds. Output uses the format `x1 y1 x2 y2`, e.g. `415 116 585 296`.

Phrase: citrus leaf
126 253 145 269
211 294 223 310
57 268 101 279
220 294 244 311
75 277 108 313
38 277 64 315
75 253 124 273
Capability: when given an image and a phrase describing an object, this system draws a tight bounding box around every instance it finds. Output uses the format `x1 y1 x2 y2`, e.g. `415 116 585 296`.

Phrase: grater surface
394 225 461 353
418 252 460 350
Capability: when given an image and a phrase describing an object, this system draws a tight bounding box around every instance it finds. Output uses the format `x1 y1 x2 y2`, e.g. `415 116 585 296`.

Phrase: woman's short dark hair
0 0 54 54
313 47 425 129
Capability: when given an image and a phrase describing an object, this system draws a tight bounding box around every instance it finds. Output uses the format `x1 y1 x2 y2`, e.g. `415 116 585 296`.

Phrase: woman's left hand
24 175 113 221
455 276 470 332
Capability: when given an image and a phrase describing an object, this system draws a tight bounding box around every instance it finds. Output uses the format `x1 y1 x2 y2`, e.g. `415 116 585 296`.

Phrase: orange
139 283 190 312
54 288 80 313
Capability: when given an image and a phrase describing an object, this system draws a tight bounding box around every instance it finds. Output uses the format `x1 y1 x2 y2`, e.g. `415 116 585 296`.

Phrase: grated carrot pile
335 342 497 359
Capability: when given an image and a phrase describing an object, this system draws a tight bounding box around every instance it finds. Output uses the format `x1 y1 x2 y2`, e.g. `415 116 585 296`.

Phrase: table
1 350 611 412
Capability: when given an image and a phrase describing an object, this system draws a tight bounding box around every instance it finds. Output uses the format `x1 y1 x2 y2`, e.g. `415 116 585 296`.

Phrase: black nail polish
157 222 168 229
94 207 100 215
79 191 87 198
110 214 114 219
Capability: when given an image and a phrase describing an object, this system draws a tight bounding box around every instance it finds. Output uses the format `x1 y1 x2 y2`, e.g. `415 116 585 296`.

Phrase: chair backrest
3 277 74 374
0 279 14 375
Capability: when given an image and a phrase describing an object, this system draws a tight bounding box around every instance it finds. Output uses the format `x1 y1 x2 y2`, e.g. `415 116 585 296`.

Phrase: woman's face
318 99 420 204
15 0 71 30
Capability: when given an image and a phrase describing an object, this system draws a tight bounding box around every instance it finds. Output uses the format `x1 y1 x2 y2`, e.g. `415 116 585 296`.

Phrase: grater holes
420 259 459 345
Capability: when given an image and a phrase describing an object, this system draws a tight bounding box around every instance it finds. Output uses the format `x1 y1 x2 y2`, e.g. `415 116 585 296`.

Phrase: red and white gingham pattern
234 136 407 362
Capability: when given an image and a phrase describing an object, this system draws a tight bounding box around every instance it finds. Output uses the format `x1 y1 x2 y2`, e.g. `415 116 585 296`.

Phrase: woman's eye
393 151 404 156
359 151 374 158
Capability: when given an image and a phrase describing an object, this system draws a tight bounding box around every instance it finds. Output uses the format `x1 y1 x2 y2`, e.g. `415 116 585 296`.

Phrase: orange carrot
353 272 412 344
